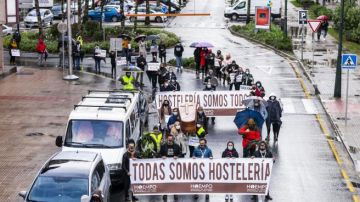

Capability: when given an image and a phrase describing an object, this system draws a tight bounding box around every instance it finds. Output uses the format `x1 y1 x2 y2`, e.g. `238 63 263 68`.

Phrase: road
1 0 357 201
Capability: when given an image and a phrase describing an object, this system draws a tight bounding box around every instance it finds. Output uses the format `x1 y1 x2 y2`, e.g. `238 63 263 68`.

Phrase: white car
18 151 111 202
24 9 54 28
2 25 13 36
128 7 167 23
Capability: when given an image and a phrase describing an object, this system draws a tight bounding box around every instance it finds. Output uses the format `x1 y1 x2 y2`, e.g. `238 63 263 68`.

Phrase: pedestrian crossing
280 98 318 115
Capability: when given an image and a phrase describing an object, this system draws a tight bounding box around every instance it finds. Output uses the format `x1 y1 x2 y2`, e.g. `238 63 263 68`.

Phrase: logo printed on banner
307 20 322 32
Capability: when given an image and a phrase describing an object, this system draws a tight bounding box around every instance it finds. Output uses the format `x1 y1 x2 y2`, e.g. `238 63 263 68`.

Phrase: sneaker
206 194 209 199
225 194 229 200
193 195 199 200
230 194 233 200
265 195 273 200
174 195 178 200
251 195 258 201
163 195 167 200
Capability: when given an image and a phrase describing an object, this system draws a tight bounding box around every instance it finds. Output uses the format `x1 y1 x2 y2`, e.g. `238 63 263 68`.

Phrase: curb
0 66 17 80
228 26 357 167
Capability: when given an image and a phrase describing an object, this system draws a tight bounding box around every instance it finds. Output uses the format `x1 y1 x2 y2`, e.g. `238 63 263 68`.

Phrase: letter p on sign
298 10 308 25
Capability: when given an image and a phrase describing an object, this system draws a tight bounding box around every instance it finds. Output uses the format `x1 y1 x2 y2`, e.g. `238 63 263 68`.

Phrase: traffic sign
341 54 357 69
161 6 168 13
307 20 322 32
298 10 308 24
57 22 67 33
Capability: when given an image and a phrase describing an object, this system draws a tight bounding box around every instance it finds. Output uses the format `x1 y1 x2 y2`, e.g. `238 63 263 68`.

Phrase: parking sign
298 10 308 25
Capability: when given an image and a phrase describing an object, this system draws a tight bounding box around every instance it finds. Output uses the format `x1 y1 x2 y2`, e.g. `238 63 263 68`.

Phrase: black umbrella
119 34 131 40
135 35 146 42
145 35 160 41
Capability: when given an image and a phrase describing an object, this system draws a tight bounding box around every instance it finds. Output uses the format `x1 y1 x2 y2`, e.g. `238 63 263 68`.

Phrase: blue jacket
167 114 179 129
193 146 213 158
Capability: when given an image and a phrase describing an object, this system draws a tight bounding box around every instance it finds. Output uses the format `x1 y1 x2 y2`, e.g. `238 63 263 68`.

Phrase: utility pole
0 0 4 73
34 0 43 36
246 0 251 24
284 0 288 36
334 0 345 98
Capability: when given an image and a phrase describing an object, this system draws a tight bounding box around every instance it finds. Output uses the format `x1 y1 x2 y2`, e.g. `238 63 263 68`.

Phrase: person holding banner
159 100 172 131
8 39 18 65
93 45 102 74
196 107 209 132
238 118 261 157
160 135 182 201
193 138 212 200
109 50 116 79
221 141 239 201
189 123 207 157
167 108 181 132
121 139 140 202
215 50 224 80
242 68 254 86
170 121 187 157
251 141 274 201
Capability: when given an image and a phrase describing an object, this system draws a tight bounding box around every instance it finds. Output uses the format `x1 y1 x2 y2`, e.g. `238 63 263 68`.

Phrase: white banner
96 49 106 58
116 58 127 66
130 158 273 195
155 90 251 116
110 38 122 51
147 62 161 71
11 49 20 57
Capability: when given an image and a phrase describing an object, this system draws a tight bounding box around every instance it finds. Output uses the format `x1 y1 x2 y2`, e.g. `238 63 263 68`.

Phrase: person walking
149 125 164 155
158 41 167 63
73 41 81 70
12 30 21 48
8 39 18 65
93 45 102 74
221 141 239 201
205 49 215 74
109 50 117 79
122 37 130 61
121 139 140 202
227 60 240 90
317 20 329 41
266 93 283 142
196 107 208 132
174 43 184 72
242 68 254 86
194 47 201 79
215 50 224 80
199 48 207 80
251 141 274 201
136 54 146 86
150 40 159 61
138 38 147 57
189 123 207 157
36 38 47 66
170 121 187 157
251 81 265 98
193 138 212 200
238 118 261 157
160 135 182 201
120 72 136 90
167 108 181 131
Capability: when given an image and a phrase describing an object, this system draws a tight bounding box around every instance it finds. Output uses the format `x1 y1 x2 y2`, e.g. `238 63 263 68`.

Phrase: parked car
88 6 123 22
128 7 167 23
138 3 164 13
24 9 54 28
2 25 13 36
107 0 134 11
51 4 65 19
18 151 111 202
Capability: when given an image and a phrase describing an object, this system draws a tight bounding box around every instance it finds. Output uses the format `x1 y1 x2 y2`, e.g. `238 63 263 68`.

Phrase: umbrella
123 66 144 72
145 35 160 41
189 42 198 48
317 15 329 21
233 108 265 129
195 42 214 48
135 35 146 42
242 96 267 107
119 34 131 40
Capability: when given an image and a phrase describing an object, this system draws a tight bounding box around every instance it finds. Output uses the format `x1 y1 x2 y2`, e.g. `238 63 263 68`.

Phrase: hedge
168 57 195 69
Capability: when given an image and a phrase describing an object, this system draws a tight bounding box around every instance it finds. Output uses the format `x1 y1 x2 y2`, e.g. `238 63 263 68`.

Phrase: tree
34 0 44 36
145 0 150 25
83 0 89 24
77 0 83 35
120 0 125 28
100 0 106 30
134 1 139 31
246 0 251 24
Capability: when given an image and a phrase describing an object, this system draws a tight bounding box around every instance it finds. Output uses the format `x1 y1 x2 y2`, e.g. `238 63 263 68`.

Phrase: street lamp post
284 0 288 36
63 0 79 80
334 0 345 98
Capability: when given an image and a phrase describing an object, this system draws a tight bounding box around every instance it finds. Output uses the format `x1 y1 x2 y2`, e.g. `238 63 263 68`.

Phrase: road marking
289 62 311 99
341 169 355 192
281 98 296 114
353 195 360 202
302 99 318 114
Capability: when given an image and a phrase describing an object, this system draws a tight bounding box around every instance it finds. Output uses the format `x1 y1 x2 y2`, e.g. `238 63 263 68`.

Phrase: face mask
207 84 212 88
254 103 260 107
257 83 261 87
165 83 169 87
197 124 201 128
176 125 181 130
260 148 266 151
173 112 178 116
246 71 250 74
198 111 203 114
164 103 169 106
270 96 275 100
227 146 233 150
248 125 255 130
126 74 131 77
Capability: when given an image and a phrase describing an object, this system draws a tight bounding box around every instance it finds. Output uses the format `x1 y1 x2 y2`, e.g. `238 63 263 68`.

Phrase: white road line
281 98 296 114
301 98 318 114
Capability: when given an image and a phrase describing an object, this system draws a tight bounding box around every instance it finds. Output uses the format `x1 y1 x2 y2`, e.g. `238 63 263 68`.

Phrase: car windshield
28 11 37 16
28 176 88 202
65 120 124 148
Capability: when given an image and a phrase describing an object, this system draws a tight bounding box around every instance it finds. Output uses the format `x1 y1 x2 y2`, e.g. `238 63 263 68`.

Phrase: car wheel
231 13 238 21
155 16 162 23
112 16 118 22
129 17 135 22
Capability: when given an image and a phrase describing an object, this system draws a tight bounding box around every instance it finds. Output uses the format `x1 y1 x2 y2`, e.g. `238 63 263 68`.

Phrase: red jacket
36 39 46 53
200 50 206 67
238 126 261 148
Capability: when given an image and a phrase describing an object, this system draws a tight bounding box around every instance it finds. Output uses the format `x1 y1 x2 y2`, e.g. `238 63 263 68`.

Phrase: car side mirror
55 136 63 147
18 191 27 199
81 195 91 202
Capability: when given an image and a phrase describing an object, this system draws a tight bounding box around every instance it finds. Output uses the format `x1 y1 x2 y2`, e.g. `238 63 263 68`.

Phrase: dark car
88 6 123 22
51 4 65 19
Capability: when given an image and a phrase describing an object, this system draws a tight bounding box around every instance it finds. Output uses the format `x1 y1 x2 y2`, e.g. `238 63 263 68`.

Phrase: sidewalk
288 2 360 171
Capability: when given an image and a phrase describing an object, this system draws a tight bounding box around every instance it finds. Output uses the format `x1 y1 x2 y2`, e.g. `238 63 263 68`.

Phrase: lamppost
334 0 345 98
284 0 288 36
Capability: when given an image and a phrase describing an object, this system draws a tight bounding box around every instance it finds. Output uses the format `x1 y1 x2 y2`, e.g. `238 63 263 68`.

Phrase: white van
56 90 148 185
224 0 281 21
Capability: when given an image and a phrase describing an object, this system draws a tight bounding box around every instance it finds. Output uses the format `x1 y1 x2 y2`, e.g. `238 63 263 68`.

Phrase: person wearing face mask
228 60 240 90
242 68 254 86
266 93 283 142
254 81 265 98
188 123 207 157
170 78 181 91
196 107 208 132
121 139 141 202
251 141 274 201
160 79 175 92
193 138 212 200
221 141 239 201
203 69 218 90
238 118 261 157
159 100 172 130
205 49 216 74
167 108 181 131
171 121 187 157
248 99 268 120
149 125 164 155
234 67 244 90
120 71 136 90
215 50 224 80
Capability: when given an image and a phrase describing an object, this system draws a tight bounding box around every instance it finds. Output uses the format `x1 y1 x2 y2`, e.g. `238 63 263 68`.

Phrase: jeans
111 63 116 79
123 48 129 61
175 56 182 68
75 57 81 70
38 53 44 66
95 59 101 74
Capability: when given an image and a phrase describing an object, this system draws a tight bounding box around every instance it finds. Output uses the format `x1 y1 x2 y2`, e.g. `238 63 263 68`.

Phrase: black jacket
109 52 116 64
137 56 146 70
174 44 184 57
221 149 239 158
121 151 141 174
158 44 166 55
253 150 273 158
160 143 181 157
